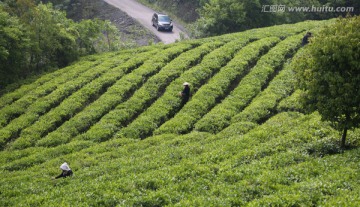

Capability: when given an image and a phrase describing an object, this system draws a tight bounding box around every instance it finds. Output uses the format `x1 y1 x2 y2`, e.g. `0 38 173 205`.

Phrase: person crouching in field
179 82 190 106
54 162 73 179
302 32 312 46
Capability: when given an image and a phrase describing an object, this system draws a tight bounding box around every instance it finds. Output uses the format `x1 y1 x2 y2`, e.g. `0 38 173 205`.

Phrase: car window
158 15 170 22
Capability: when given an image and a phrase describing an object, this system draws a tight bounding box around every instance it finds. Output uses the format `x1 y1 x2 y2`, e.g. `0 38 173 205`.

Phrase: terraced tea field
1 19 359 206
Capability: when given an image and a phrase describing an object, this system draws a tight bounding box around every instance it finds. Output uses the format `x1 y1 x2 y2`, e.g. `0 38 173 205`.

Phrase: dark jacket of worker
181 85 190 102
55 169 73 179
302 32 312 46
55 162 73 179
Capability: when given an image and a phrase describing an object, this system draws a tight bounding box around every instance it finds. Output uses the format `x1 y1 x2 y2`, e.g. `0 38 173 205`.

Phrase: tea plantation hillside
1 19 360 206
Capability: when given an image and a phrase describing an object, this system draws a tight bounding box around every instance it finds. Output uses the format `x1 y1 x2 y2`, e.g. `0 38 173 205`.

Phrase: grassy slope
1 19 359 206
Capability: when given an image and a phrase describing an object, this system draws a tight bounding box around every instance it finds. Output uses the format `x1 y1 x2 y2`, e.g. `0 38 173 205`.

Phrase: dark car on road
152 13 173 32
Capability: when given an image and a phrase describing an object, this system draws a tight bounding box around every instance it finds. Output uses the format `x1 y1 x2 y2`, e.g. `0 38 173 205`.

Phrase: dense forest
0 0 125 87
140 0 359 37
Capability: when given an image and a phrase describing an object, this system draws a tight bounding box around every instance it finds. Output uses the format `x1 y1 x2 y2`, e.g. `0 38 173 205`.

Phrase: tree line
142 0 359 37
0 0 121 87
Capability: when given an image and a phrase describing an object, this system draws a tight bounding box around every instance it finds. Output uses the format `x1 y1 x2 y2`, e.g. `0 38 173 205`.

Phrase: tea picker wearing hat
179 82 191 104
54 162 73 179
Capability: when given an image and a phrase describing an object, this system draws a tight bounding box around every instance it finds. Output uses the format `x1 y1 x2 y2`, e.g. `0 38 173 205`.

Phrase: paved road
104 0 188 44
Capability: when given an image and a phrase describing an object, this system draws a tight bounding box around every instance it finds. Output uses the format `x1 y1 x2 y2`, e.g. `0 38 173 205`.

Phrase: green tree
193 0 283 37
1 0 123 87
75 19 122 55
75 19 104 55
27 3 78 69
100 20 122 52
294 16 360 148
0 5 30 85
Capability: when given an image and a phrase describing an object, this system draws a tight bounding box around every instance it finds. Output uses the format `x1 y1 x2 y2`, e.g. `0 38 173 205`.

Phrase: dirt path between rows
103 0 189 44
